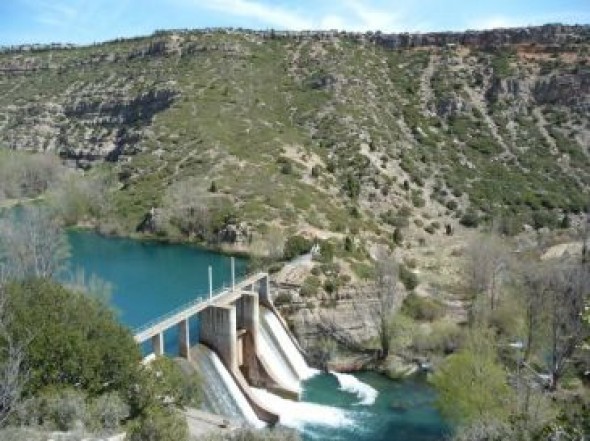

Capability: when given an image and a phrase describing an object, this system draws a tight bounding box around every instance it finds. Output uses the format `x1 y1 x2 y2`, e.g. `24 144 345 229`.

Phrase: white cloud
197 0 313 29
190 0 410 31
343 0 401 31
27 0 81 27
468 11 590 31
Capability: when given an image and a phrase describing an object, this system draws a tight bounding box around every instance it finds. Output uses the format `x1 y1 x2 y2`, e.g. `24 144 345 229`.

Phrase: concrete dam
133 271 318 425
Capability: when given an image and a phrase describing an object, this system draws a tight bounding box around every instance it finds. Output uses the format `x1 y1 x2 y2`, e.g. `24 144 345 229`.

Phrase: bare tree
48 171 113 226
317 252 402 360
0 206 70 280
466 235 510 312
519 262 550 362
0 287 27 427
0 151 62 200
371 253 400 359
544 263 589 390
162 179 226 241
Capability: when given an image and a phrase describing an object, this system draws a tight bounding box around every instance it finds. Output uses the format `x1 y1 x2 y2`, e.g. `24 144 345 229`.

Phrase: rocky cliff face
370 24 589 49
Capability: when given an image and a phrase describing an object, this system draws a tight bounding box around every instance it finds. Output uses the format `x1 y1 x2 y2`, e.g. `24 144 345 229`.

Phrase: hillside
1 25 589 250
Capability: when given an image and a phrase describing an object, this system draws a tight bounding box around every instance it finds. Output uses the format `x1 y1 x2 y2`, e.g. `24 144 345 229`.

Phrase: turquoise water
65 230 248 329
0 215 448 440
301 372 449 441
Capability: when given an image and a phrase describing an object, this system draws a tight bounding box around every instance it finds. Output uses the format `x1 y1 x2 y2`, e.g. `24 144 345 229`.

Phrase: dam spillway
133 271 315 424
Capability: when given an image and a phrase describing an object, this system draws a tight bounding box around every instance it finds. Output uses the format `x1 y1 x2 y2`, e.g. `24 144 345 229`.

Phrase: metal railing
133 281 235 337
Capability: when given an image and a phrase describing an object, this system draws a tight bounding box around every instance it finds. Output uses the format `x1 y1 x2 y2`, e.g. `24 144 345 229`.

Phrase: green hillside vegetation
1 28 588 254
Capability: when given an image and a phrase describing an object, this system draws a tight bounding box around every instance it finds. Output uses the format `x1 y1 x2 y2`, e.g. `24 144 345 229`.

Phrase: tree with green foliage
3 278 141 396
431 327 514 425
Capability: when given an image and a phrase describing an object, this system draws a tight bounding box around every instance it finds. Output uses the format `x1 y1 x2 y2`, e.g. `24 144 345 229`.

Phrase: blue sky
1 0 588 46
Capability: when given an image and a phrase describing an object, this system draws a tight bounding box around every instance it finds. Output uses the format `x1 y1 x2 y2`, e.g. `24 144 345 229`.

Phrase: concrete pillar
208 266 213 299
199 305 237 372
258 274 272 306
236 292 259 378
236 292 259 349
152 333 164 356
231 257 235 291
178 318 190 360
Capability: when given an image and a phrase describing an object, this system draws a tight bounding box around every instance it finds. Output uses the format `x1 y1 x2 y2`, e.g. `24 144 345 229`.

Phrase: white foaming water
251 387 355 430
258 319 302 393
208 349 266 428
262 309 319 380
331 371 378 405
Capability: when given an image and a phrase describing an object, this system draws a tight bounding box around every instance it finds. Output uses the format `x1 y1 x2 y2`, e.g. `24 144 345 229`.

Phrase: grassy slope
0 31 589 247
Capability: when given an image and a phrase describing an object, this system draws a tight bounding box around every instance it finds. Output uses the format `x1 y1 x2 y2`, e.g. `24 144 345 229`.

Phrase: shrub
343 174 361 199
399 265 419 291
531 210 558 230
315 240 335 263
446 200 458 210
323 278 339 294
131 357 202 413
89 392 130 431
283 235 311 260
274 292 293 306
393 228 403 245
344 236 354 252
280 162 293 175
203 427 301 441
460 211 480 228
43 388 88 431
402 292 445 321
412 320 463 354
411 193 426 208
267 263 284 274
300 276 321 298
127 407 188 441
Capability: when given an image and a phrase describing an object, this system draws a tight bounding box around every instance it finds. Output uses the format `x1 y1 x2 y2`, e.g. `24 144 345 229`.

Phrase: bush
531 210 558 230
300 276 320 298
412 320 464 355
393 228 403 245
43 388 88 431
127 406 188 441
89 392 129 431
399 265 419 291
283 235 311 260
315 240 335 263
402 292 445 321
203 427 301 441
446 200 458 211
131 357 202 413
323 278 339 294
274 292 293 306
460 211 480 228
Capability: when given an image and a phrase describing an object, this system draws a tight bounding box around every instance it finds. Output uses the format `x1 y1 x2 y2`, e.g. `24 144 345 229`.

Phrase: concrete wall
199 305 237 372
257 274 272 307
235 292 259 381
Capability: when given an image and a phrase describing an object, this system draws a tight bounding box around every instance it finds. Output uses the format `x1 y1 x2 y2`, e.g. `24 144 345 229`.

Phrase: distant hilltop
1 23 589 53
